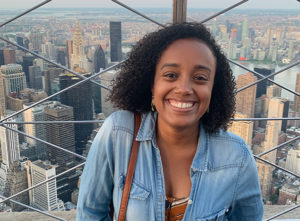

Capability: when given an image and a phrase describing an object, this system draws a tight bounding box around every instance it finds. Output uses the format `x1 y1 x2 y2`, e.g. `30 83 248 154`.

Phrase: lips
168 99 195 109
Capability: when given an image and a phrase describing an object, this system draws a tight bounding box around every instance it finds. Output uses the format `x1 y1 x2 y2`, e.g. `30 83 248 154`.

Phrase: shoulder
105 110 135 133
207 130 253 168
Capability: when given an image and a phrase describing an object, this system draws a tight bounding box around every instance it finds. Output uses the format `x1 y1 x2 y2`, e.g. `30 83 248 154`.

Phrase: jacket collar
136 111 209 172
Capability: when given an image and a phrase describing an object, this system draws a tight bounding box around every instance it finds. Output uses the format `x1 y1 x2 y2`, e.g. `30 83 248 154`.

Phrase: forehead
157 38 216 68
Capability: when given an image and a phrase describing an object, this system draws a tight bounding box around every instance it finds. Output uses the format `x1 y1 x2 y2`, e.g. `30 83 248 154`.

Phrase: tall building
236 72 257 118
0 117 20 168
269 37 278 62
28 160 59 211
16 36 24 47
93 45 106 114
0 74 6 117
228 113 253 147
23 103 47 160
41 42 56 60
43 67 63 96
33 58 48 72
288 41 294 60
3 48 16 65
29 33 43 51
258 97 287 199
70 20 88 70
22 55 35 87
0 64 27 96
3 161 29 211
253 67 274 98
29 66 43 90
56 47 67 66
66 40 73 69
285 143 300 176
59 72 93 154
0 49 4 65
44 102 75 167
264 85 282 115
44 102 78 201
93 45 106 73
294 73 300 113
241 18 249 41
100 69 118 117
110 21 122 62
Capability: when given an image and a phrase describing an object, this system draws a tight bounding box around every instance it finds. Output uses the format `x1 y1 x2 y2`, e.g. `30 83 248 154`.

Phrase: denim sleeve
76 116 115 221
229 146 264 221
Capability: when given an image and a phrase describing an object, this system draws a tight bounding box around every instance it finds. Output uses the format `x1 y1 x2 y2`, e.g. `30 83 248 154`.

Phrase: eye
193 74 208 81
163 72 177 80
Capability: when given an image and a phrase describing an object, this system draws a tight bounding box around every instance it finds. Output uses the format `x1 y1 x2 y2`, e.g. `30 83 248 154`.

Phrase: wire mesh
0 0 299 220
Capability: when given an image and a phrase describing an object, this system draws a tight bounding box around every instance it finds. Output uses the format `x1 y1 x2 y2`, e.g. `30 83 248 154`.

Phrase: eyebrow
160 63 212 73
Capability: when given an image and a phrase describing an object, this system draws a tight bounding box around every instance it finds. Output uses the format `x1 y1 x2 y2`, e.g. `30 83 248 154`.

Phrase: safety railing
0 0 299 220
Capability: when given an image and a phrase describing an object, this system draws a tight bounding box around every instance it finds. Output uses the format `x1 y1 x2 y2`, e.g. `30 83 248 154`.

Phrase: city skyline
1 0 300 9
0 1 299 216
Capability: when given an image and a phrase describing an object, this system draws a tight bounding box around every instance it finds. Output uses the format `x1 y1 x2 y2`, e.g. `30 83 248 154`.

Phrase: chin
168 119 200 130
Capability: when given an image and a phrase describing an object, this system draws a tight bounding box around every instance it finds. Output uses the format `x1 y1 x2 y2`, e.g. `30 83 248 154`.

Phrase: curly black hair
109 22 236 133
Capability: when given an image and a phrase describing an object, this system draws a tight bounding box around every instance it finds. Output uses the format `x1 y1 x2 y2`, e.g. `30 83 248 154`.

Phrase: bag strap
118 112 141 221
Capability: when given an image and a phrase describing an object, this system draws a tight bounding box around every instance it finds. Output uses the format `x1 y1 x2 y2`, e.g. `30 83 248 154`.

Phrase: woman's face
152 38 216 130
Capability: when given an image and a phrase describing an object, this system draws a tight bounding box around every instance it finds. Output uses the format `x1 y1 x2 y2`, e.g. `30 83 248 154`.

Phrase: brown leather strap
118 112 141 221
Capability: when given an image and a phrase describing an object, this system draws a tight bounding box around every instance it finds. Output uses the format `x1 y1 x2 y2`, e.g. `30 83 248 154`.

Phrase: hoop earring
151 97 156 111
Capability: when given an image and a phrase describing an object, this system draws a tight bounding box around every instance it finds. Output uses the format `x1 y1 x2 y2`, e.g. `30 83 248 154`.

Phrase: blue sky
1 0 300 9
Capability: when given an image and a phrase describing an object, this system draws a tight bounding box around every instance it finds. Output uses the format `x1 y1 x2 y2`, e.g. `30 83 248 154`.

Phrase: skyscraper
93 45 106 114
285 143 300 176
0 117 20 168
93 45 106 73
44 101 78 201
264 85 282 115
59 72 93 154
3 48 16 65
56 47 67 66
294 73 300 113
41 42 56 60
228 113 253 147
44 102 75 167
0 49 4 66
236 72 257 118
110 21 122 62
43 66 63 96
29 32 43 51
241 18 249 41
0 64 27 96
67 40 73 69
28 160 59 211
269 37 278 62
22 55 35 87
23 103 47 160
29 66 43 90
253 67 274 98
0 74 6 117
70 20 88 70
3 161 29 211
258 97 287 199
16 36 24 47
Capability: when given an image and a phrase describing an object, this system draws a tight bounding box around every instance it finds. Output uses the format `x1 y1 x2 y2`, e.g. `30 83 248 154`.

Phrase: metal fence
0 0 299 220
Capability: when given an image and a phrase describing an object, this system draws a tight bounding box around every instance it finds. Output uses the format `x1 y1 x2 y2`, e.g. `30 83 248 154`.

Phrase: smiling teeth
169 100 193 109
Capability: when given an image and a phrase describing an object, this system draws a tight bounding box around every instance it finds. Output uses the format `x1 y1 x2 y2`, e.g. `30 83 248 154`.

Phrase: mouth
168 99 195 110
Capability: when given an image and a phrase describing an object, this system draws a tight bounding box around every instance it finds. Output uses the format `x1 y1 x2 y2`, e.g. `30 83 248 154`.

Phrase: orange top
165 197 189 221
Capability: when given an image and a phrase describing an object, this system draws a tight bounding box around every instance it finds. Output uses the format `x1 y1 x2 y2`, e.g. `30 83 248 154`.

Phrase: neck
156 117 199 151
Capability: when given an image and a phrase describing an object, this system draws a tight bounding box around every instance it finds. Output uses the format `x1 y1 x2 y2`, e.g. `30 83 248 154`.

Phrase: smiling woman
76 23 263 221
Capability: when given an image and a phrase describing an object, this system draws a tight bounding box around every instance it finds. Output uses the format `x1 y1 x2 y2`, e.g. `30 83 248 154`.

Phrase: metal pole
173 0 187 24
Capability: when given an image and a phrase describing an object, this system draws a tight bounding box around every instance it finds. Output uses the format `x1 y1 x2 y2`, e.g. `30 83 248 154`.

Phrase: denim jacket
77 111 263 221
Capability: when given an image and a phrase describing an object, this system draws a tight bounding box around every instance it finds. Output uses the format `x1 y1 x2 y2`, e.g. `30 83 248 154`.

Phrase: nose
174 77 193 95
